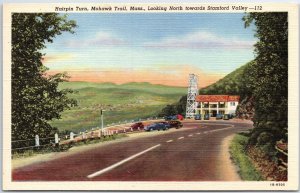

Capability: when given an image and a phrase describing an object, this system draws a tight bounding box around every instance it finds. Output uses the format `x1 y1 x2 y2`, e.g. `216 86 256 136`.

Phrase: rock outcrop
236 96 255 120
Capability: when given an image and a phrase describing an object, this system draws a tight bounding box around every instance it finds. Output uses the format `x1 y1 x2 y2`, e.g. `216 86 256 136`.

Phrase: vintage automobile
228 113 235 119
177 114 184 120
168 120 183 129
216 114 223 120
164 115 177 121
130 122 144 130
144 123 168 131
223 114 230 120
194 114 201 120
204 114 210 120
157 121 171 129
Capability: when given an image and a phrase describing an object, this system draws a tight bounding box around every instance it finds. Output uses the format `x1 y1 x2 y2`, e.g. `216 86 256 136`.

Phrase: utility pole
100 109 104 129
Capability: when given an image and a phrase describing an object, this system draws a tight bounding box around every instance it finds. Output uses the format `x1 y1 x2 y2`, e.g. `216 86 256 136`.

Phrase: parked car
223 114 230 120
177 114 184 120
144 123 168 131
204 114 210 120
216 114 223 120
228 114 235 119
130 122 144 130
157 121 171 129
168 120 183 129
194 114 201 120
164 115 177 121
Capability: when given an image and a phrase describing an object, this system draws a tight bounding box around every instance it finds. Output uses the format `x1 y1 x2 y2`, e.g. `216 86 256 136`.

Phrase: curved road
12 120 253 181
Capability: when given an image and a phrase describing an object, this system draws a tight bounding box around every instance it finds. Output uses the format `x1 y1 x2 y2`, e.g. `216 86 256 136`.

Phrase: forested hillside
200 61 252 98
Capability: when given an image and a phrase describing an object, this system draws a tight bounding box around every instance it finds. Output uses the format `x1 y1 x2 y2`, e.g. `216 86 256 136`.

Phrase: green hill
200 61 253 98
49 82 187 133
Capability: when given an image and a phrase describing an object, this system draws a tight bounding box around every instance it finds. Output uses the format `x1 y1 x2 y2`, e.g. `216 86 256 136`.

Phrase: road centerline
166 140 173 143
178 137 184 140
87 144 161 179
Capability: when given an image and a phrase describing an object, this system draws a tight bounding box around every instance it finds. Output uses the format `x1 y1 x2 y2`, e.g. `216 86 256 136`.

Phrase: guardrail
12 117 164 153
275 141 287 170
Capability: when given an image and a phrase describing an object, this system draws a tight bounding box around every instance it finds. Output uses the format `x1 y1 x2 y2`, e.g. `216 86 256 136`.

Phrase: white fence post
55 133 59 144
35 135 40 147
91 130 94 138
70 132 74 141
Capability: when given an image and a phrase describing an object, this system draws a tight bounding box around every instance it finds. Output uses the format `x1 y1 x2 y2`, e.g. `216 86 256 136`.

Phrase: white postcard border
2 3 299 191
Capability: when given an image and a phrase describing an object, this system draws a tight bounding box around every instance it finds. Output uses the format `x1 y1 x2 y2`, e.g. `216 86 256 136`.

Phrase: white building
195 95 240 116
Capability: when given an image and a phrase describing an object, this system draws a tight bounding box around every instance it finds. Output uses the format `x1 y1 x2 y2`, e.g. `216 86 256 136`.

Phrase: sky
43 13 257 87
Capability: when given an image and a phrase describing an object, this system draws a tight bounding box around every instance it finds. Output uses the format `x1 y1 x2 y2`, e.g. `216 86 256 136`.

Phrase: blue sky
43 13 257 87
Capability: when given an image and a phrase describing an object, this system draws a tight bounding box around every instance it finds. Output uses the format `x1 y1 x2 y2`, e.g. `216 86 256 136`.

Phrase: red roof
228 95 240 101
196 95 240 102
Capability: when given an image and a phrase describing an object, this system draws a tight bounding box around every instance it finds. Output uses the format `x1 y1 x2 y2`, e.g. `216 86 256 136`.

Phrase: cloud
144 31 255 49
65 32 126 48
93 32 125 45
41 53 74 64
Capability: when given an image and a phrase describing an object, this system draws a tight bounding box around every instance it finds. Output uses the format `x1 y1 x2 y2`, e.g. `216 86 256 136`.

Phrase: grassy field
49 82 186 133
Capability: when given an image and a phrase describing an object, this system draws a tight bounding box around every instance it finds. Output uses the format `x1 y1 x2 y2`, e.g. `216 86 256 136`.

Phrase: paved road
12 121 252 181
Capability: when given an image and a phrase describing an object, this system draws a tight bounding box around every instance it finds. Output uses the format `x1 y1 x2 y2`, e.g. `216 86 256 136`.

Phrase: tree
175 95 187 116
158 95 187 117
12 13 77 142
158 104 178 117
243 13 288 144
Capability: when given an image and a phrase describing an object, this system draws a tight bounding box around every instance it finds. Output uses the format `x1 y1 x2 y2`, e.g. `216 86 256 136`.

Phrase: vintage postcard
2 2 299 191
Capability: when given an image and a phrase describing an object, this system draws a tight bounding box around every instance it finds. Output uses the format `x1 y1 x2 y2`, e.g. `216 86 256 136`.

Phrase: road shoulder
217 134 241 181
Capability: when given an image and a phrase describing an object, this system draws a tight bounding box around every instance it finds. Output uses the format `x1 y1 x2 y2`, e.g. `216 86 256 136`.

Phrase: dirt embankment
247 146 287 181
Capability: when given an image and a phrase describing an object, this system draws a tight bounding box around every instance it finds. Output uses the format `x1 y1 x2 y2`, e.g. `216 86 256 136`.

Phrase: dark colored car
164 115 177 121
168 120 183 129
223 114 230 120
216 114 223 120
144 123 168 131
228 114 235 119
194 114 201 120
204 114 210 120
158 121 171 129
130 122 144 130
